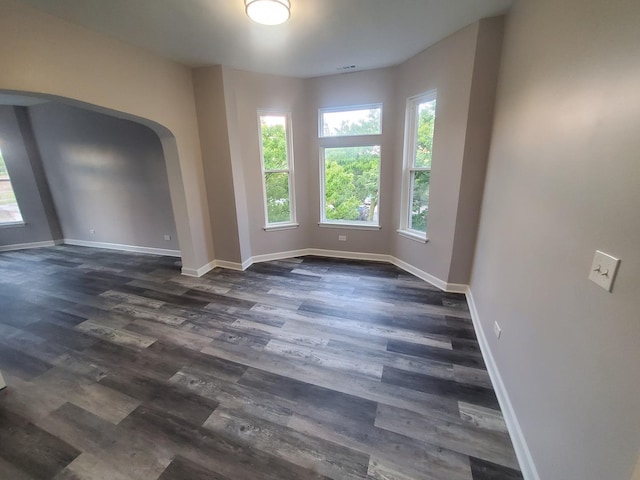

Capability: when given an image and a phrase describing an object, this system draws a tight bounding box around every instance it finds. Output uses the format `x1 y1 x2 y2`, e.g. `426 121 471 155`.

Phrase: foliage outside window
400 93 436 238
0 149 24 224
258 113 295 227
320 105 382 138
319 105 382 227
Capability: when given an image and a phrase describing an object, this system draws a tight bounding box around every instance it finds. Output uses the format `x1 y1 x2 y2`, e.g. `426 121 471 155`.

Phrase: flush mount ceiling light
245 0 291 26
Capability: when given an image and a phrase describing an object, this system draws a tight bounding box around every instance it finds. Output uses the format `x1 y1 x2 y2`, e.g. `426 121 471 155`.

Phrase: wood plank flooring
0 246 523 480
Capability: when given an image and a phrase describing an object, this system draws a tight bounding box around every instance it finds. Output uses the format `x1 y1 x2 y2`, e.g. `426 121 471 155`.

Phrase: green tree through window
259 114 294 225
320 106 382 225
402 95 436 235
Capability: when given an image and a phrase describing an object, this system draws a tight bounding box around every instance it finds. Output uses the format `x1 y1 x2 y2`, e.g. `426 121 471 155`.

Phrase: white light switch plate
589 250 620 292
493 321 502 339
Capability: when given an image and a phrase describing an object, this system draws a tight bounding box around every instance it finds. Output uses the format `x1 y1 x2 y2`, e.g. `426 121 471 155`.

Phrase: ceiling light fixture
245 0 290 26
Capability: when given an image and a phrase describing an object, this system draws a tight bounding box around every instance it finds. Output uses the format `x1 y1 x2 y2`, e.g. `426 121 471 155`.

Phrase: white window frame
318 104 383 138
398 91 437 243
318 103 383 230
257 110 297 231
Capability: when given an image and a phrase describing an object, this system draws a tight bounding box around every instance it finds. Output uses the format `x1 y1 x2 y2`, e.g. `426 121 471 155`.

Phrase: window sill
318 222 381 231
0 221 26 229
397 229 428 243
263 223 299 232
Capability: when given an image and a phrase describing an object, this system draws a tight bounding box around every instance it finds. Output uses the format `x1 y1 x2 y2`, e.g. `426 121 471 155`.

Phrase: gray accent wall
469 0 640 478
28 102 179 251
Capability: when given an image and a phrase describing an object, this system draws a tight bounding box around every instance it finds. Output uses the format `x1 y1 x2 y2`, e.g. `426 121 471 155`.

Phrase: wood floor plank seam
0 246 523 480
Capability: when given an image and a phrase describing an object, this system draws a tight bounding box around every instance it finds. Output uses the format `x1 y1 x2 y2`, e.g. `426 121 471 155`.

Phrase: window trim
318 103 383 138
257 110 297 230
398 90 437 242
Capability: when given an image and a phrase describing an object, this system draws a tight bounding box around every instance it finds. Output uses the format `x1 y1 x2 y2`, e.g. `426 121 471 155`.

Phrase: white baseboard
465 289 539 480
307 248 391 263
63 239 181 257
248 249 311 267
0 240 57 252
213 247 466 294
181 260 215 277
388 256 467 293
215 259 244 271
182 259 243 277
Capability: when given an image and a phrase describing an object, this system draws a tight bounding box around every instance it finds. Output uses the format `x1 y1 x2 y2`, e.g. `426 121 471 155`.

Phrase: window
319 105 382 228
319 105 382 137
0 148 24 225
258 112 296 229
399 92 436 241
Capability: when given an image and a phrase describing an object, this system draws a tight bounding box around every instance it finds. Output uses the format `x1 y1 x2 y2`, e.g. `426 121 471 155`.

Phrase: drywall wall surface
391 22 479 282
448 16 504 284
28 102 179 250
305 67 398 254
0 106 57 246
193 66 242 264
15 107 63 242
0 0 213 271
221 65 252 264
469 0 640 478
222 68 310 258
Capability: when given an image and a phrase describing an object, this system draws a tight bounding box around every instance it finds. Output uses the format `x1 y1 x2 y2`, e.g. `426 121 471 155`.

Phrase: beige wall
633 453 640 480
0 0 214 271
306 68 397 255
189 21 502 280
470 0 640 478
449 17 504 283
223 69 310 258
391 20 503 284
192 66 242 263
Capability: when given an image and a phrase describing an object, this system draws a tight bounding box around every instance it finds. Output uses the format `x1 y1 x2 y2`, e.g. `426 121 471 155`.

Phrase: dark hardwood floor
0 245 523 480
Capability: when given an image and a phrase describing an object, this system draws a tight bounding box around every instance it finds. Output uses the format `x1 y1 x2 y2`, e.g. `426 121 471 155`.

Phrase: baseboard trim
0 240 57 252
248 249 311 267
465 288 539 480
219 248 466 294
308 248 391 263
182 259 244 277
215 260 244 271
387 256 467 293
63 239 181 257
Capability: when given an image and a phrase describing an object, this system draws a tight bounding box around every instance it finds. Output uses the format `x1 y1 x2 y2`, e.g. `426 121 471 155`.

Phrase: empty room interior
0 0 638 479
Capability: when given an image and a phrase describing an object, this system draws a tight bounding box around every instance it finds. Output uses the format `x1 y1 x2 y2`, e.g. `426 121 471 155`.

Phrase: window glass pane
265 172 291 223
260 115 288 170
324 146 380 223
0 149 23 224
321 107 381 137
409 170 430 232
414 99 436 168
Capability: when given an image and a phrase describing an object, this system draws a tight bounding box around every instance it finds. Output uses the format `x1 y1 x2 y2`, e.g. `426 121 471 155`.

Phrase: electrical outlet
493 321 502 340
89 229 95 235
338 235 347 242
589 250 620 292
164 235 171 241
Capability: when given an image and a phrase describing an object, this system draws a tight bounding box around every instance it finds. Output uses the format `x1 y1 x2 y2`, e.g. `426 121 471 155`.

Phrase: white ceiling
14 0 513 78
